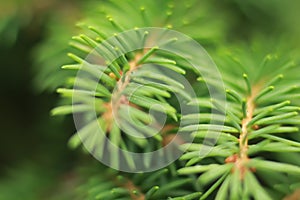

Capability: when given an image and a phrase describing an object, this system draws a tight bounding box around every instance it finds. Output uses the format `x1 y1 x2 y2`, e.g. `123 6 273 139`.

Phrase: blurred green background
0 0 300 199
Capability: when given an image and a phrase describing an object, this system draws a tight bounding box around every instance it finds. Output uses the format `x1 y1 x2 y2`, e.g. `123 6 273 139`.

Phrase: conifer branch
34 0 300 199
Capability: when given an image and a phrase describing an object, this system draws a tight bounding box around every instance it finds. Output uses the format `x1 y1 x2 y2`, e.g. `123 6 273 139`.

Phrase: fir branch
39 1 300 199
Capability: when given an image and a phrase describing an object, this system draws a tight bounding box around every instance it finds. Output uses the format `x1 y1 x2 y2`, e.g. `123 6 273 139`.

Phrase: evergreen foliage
1 0 300 199
47 0 300 199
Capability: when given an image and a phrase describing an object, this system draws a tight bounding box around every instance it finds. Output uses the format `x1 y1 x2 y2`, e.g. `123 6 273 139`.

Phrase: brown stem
112 52 143 108
110 174 145 200
123 179 145 200
101 52 144 132
226 84 262 178
284 189 300 200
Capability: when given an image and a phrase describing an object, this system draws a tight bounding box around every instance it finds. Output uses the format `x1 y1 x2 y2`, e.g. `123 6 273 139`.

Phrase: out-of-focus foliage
33 0 227 92
234 0 300 36
32 0 100 92
0 164 54 200
0 0 34 45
